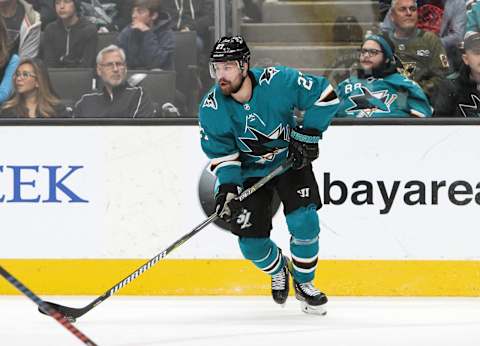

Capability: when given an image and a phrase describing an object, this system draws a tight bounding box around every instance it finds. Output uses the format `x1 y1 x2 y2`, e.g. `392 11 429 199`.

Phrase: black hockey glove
215 184 243 222
288 127 322 170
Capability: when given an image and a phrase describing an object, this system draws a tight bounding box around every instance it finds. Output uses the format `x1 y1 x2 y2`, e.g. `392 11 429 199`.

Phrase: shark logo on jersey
202 90 218 110
459 94 480 117
347 86 397 117
239 124 288 163
259 67 280 85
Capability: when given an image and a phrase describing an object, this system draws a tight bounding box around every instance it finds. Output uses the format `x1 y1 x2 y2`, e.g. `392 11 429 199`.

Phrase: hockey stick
0 265 98 346
39 157 293 322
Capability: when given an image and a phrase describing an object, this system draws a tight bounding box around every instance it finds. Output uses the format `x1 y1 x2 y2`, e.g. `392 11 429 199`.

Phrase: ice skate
271 257 290 306
294 281 328 315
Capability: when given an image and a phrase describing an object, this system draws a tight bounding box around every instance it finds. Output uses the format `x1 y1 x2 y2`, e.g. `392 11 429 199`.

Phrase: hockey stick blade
38 157 293 322
39 301 84 322
0 266 98 346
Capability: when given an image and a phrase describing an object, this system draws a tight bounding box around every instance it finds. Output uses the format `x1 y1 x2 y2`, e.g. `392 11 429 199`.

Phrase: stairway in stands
241 0 380 79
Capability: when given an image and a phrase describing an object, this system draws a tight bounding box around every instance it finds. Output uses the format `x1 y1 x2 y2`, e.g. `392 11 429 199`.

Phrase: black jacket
73 82 156 118
43 17 98 68
434 64 480 117
116 11 174 70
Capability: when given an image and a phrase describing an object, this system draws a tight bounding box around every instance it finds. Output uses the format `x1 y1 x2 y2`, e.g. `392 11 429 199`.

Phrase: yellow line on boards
0 259 479 296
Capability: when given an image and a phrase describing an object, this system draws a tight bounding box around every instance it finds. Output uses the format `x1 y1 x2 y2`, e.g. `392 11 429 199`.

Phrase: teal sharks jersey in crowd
335 73 433 118
199 66 339 187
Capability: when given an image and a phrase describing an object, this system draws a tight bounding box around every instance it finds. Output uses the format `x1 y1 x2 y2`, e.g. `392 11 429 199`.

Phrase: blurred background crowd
0 0 478 118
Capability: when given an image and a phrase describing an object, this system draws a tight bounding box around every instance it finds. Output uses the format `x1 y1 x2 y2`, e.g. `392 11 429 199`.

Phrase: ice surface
1 296 480 346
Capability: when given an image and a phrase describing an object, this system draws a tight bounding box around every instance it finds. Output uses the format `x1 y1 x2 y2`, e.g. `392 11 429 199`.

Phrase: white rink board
0 125 479 260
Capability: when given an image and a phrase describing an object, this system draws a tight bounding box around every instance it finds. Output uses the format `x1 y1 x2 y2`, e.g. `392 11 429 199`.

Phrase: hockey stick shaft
41 157 293 321
0 266 98 346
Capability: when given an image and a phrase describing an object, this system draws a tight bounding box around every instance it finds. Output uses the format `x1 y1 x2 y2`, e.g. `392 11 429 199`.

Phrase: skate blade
300 302 327 316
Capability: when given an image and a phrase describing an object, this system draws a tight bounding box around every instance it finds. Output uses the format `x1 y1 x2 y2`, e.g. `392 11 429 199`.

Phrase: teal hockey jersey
335 73 433 118
199 66 339 187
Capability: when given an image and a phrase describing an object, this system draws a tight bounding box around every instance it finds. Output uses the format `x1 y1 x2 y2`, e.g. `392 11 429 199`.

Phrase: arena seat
48 68 95 105
126 70 176 111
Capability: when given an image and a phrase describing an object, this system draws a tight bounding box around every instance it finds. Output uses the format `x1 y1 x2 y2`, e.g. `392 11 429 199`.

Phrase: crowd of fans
0 0 218 118
0 0 479 118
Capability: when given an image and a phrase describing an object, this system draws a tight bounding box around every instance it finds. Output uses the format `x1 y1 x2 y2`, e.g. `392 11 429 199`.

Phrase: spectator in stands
382 0 466 57
385 0 450 98
42 0 97 67
26 0 56 29
0 16 19 103
116 0 174 70
0 0 41 58
74 44 156 117
434 32 480 116
335 34 433 118
162 0 213 52
1 57 69 117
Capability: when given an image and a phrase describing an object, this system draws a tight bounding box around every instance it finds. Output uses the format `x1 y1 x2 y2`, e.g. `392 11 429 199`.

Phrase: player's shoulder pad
198 86 230 133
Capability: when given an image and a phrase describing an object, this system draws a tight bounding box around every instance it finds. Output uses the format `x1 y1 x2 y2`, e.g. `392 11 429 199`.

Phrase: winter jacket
74 82 156 118
387 29 450 98
43 17 98 67
13 0 42 58
433 63 480 117
116 11 174 71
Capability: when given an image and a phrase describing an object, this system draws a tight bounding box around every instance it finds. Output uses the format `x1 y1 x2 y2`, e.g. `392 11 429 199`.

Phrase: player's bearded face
213 61 245 95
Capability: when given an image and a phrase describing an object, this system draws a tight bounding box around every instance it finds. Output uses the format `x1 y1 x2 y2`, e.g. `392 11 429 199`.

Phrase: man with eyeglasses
74 44 156 118
335 34 432 118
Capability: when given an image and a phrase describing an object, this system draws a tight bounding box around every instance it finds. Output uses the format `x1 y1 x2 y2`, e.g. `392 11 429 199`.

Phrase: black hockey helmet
210 36 251 65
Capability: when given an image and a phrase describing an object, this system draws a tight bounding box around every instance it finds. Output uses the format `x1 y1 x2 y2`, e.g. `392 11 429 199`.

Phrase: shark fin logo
347 86 397 117
259 67 280 85
202 90 218 110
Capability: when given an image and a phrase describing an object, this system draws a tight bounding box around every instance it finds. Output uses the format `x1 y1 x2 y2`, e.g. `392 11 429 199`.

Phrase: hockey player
336 34 433 118
198 36 339 315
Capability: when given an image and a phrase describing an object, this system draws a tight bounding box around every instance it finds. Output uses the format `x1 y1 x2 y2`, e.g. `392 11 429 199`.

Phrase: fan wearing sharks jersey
336 34 433 118
198 36 339 315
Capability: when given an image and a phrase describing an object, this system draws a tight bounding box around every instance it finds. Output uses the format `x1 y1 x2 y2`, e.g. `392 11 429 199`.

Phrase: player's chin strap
38 157 294 323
